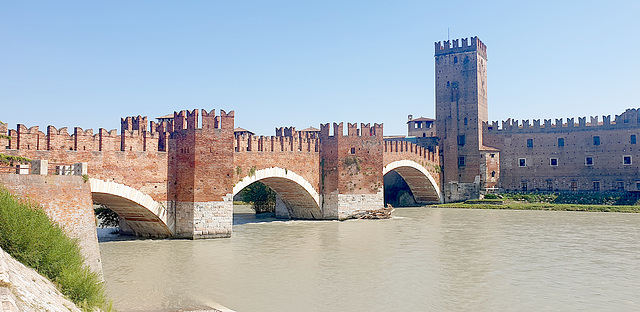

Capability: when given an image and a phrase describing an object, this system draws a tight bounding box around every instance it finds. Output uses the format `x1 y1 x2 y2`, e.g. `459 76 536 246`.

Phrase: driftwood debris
350 205 395 219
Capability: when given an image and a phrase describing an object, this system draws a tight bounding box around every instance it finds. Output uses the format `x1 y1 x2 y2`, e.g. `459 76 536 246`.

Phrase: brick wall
0 174 102 275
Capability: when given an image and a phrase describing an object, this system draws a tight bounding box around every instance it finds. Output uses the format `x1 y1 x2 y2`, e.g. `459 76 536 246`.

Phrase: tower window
617 181 625 191
454 56 458 63
550 158 558 166
521 182 528 192
570 181 578 192
547 180 553 191
491 171 496 177
593 136 600 146
624 155 632 165
464 118 468 126
458 156 465 167
527 139 533 148
447 81 450 87
631 135 636 144
350 147 356 154
558 138 565 147
457 135 465 146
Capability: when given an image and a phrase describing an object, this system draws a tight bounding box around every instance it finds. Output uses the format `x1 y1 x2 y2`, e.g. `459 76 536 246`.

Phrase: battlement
434 36 487 58
484 108 640 134
319 122 383 139
384 140 439 163
235 133 319 153
170 109 235 132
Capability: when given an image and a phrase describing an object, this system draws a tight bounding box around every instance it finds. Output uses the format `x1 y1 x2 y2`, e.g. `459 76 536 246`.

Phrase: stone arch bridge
0 109 441 240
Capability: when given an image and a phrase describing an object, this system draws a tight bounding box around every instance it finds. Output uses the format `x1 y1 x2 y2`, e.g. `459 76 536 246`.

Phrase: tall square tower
435 36 488 201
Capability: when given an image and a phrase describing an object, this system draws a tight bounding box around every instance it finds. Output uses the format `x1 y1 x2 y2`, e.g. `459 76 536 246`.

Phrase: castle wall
484 109 640 192
383 140 441 183
233 135 320 191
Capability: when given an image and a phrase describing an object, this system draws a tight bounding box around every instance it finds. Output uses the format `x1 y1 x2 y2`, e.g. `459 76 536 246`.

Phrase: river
99 206 640 312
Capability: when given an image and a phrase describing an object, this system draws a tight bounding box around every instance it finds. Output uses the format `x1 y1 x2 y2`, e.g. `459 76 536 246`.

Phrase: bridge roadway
0 109 442 240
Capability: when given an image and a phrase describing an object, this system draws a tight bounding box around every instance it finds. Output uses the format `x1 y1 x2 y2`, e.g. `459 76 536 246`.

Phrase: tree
238 182 276 214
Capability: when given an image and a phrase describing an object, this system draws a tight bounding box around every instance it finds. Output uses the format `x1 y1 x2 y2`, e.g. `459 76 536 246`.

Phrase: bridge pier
174 197 233 239
319 122 385 219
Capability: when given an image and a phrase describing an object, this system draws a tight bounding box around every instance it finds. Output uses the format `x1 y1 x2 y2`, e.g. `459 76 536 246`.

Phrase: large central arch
90 178 174 238
233 167 322 219
383 160 443 204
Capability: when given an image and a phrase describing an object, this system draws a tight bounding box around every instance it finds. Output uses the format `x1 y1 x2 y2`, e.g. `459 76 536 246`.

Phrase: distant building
407 115 436 138
234 127 255 137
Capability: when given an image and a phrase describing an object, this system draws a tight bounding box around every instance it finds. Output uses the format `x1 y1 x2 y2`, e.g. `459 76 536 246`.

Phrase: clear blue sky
2 1 639 136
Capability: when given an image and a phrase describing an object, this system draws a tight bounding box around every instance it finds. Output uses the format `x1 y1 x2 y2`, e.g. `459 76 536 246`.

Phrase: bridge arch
89 178 173 238
233 167 321 219
383 160 443 204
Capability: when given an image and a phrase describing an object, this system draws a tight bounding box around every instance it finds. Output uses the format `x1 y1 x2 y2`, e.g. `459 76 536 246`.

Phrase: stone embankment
0 247 81 312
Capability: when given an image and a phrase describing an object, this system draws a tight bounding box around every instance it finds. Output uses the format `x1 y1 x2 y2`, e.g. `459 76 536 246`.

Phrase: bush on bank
0 187 110 311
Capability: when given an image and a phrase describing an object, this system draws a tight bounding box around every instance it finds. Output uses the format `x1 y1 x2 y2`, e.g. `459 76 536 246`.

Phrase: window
636 182 640 191
454 56 458 63
464 118 468 126
593 136 600 146
350 147 356 154
585 157 593 166
617 181 625 191
547 180 553 191
519 158 526 167
521 182 528 192
558 138 565 147
624 155 632 165
490 154 495 158
632 135 637 144
491 171 496 177
570 181 578 192
458 135 466 146
447 81 450 87
593 181 600 191
527 139 533 148
458 156 465 167
550 158 558 166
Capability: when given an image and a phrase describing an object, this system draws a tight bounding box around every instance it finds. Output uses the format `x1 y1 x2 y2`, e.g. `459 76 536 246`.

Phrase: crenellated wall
483 108 640 192
1 109 444 239
383 140 441 183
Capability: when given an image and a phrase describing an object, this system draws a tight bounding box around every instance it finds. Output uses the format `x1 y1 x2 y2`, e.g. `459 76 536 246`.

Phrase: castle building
413 36 640 201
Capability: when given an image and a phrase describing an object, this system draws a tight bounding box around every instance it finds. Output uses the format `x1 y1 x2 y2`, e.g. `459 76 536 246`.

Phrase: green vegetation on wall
0 187 110 311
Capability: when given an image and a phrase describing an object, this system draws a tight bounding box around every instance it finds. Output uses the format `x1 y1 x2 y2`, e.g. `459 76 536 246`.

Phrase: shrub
237 181 276 213
0 187 110 311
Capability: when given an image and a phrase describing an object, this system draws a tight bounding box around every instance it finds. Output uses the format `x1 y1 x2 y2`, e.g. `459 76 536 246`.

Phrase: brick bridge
0 109 441 240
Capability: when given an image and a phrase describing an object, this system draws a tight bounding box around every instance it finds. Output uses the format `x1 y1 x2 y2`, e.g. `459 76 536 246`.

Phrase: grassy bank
0 187 111 311
434 201 640 213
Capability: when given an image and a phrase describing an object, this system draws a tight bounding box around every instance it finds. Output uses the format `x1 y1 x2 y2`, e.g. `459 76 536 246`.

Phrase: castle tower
168 109 235 239
319 122 384 219
435 36 488 201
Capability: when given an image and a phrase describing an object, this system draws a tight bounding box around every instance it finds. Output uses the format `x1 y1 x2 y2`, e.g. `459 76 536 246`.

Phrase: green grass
434 202 640 213
0 187 111 311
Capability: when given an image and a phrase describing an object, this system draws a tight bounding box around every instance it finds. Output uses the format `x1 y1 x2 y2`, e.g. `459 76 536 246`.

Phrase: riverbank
433 201 640 212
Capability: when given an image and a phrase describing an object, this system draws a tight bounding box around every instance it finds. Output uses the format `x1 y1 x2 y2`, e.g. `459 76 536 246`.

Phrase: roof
234 127 254 134
156 114 174 119
480 145 500 152
407 117 435 123
299 126 320 132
